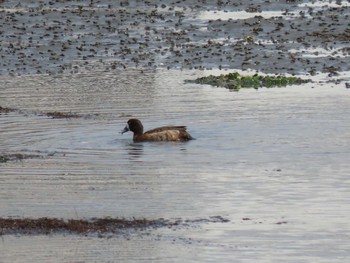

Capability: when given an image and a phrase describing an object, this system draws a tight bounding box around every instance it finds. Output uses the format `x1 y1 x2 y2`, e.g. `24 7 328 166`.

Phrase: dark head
121 119 144 135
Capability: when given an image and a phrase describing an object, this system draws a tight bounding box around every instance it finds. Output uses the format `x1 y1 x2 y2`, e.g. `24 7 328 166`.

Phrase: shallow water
1 69 350 262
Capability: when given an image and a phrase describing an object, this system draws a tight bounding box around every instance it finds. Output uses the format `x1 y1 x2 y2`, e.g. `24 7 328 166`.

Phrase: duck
121 119 193 142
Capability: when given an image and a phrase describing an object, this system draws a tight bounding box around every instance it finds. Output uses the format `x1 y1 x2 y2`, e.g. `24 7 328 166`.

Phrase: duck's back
145 126 187 134
136 126 193 141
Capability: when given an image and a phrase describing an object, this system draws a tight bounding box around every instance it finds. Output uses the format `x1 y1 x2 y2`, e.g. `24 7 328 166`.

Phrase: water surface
1 69 350 262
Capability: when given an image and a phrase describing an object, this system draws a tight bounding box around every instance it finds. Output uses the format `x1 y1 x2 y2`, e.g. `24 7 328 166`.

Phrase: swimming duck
121 119 193 142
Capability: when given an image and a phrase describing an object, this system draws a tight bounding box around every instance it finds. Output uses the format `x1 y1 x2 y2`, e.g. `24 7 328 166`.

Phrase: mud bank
0 0 349 75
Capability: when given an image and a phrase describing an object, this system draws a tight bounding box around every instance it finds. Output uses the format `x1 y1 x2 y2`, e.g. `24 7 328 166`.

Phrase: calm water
1 69 350 262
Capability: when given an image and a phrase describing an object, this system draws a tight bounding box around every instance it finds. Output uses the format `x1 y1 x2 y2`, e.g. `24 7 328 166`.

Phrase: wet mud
0 0 349 76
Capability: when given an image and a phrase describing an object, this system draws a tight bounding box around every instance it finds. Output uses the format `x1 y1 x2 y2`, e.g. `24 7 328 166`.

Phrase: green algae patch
187 72 311 90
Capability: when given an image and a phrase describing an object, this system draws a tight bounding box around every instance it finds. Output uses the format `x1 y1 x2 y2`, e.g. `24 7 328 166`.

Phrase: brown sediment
44 111 101 119
0 216 229 236
0 217 167 235
0 106 98 119
0 106 16 113
0 153 42 163
45 111 100 119
45 111 83 119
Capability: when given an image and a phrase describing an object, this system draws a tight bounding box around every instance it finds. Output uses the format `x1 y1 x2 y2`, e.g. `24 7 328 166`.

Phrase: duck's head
121 119 144 135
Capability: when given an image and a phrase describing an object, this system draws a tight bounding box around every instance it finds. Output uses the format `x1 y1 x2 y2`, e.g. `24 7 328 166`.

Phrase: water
1 69 350 262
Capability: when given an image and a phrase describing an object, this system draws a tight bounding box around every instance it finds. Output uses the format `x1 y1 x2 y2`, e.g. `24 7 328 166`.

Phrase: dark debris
0 216 229 236
0 153 42 163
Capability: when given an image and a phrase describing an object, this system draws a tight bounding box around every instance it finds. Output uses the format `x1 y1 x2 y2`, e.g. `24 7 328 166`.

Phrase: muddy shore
1 0 349 76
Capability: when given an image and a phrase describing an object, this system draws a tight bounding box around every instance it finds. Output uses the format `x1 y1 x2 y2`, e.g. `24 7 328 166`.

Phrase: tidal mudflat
0 0 349 75
1 1 350 262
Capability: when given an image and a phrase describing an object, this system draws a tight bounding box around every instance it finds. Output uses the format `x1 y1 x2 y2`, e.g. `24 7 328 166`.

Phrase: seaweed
45 111 82 119
0 106 16 114
0 216 229 236
0 106 98 119
0 155 10 163
0 153 42 163
186 72 311 90
0 217 167 235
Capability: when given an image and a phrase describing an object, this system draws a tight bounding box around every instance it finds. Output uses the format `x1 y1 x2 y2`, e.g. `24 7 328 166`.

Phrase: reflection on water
126 143 144 161
1 69 350 262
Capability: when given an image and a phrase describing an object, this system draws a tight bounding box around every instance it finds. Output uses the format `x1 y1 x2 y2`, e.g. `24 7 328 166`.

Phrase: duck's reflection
125 142 144 161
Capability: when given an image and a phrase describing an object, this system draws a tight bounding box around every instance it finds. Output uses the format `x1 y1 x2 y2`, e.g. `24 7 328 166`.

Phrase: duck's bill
121 125 129 134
